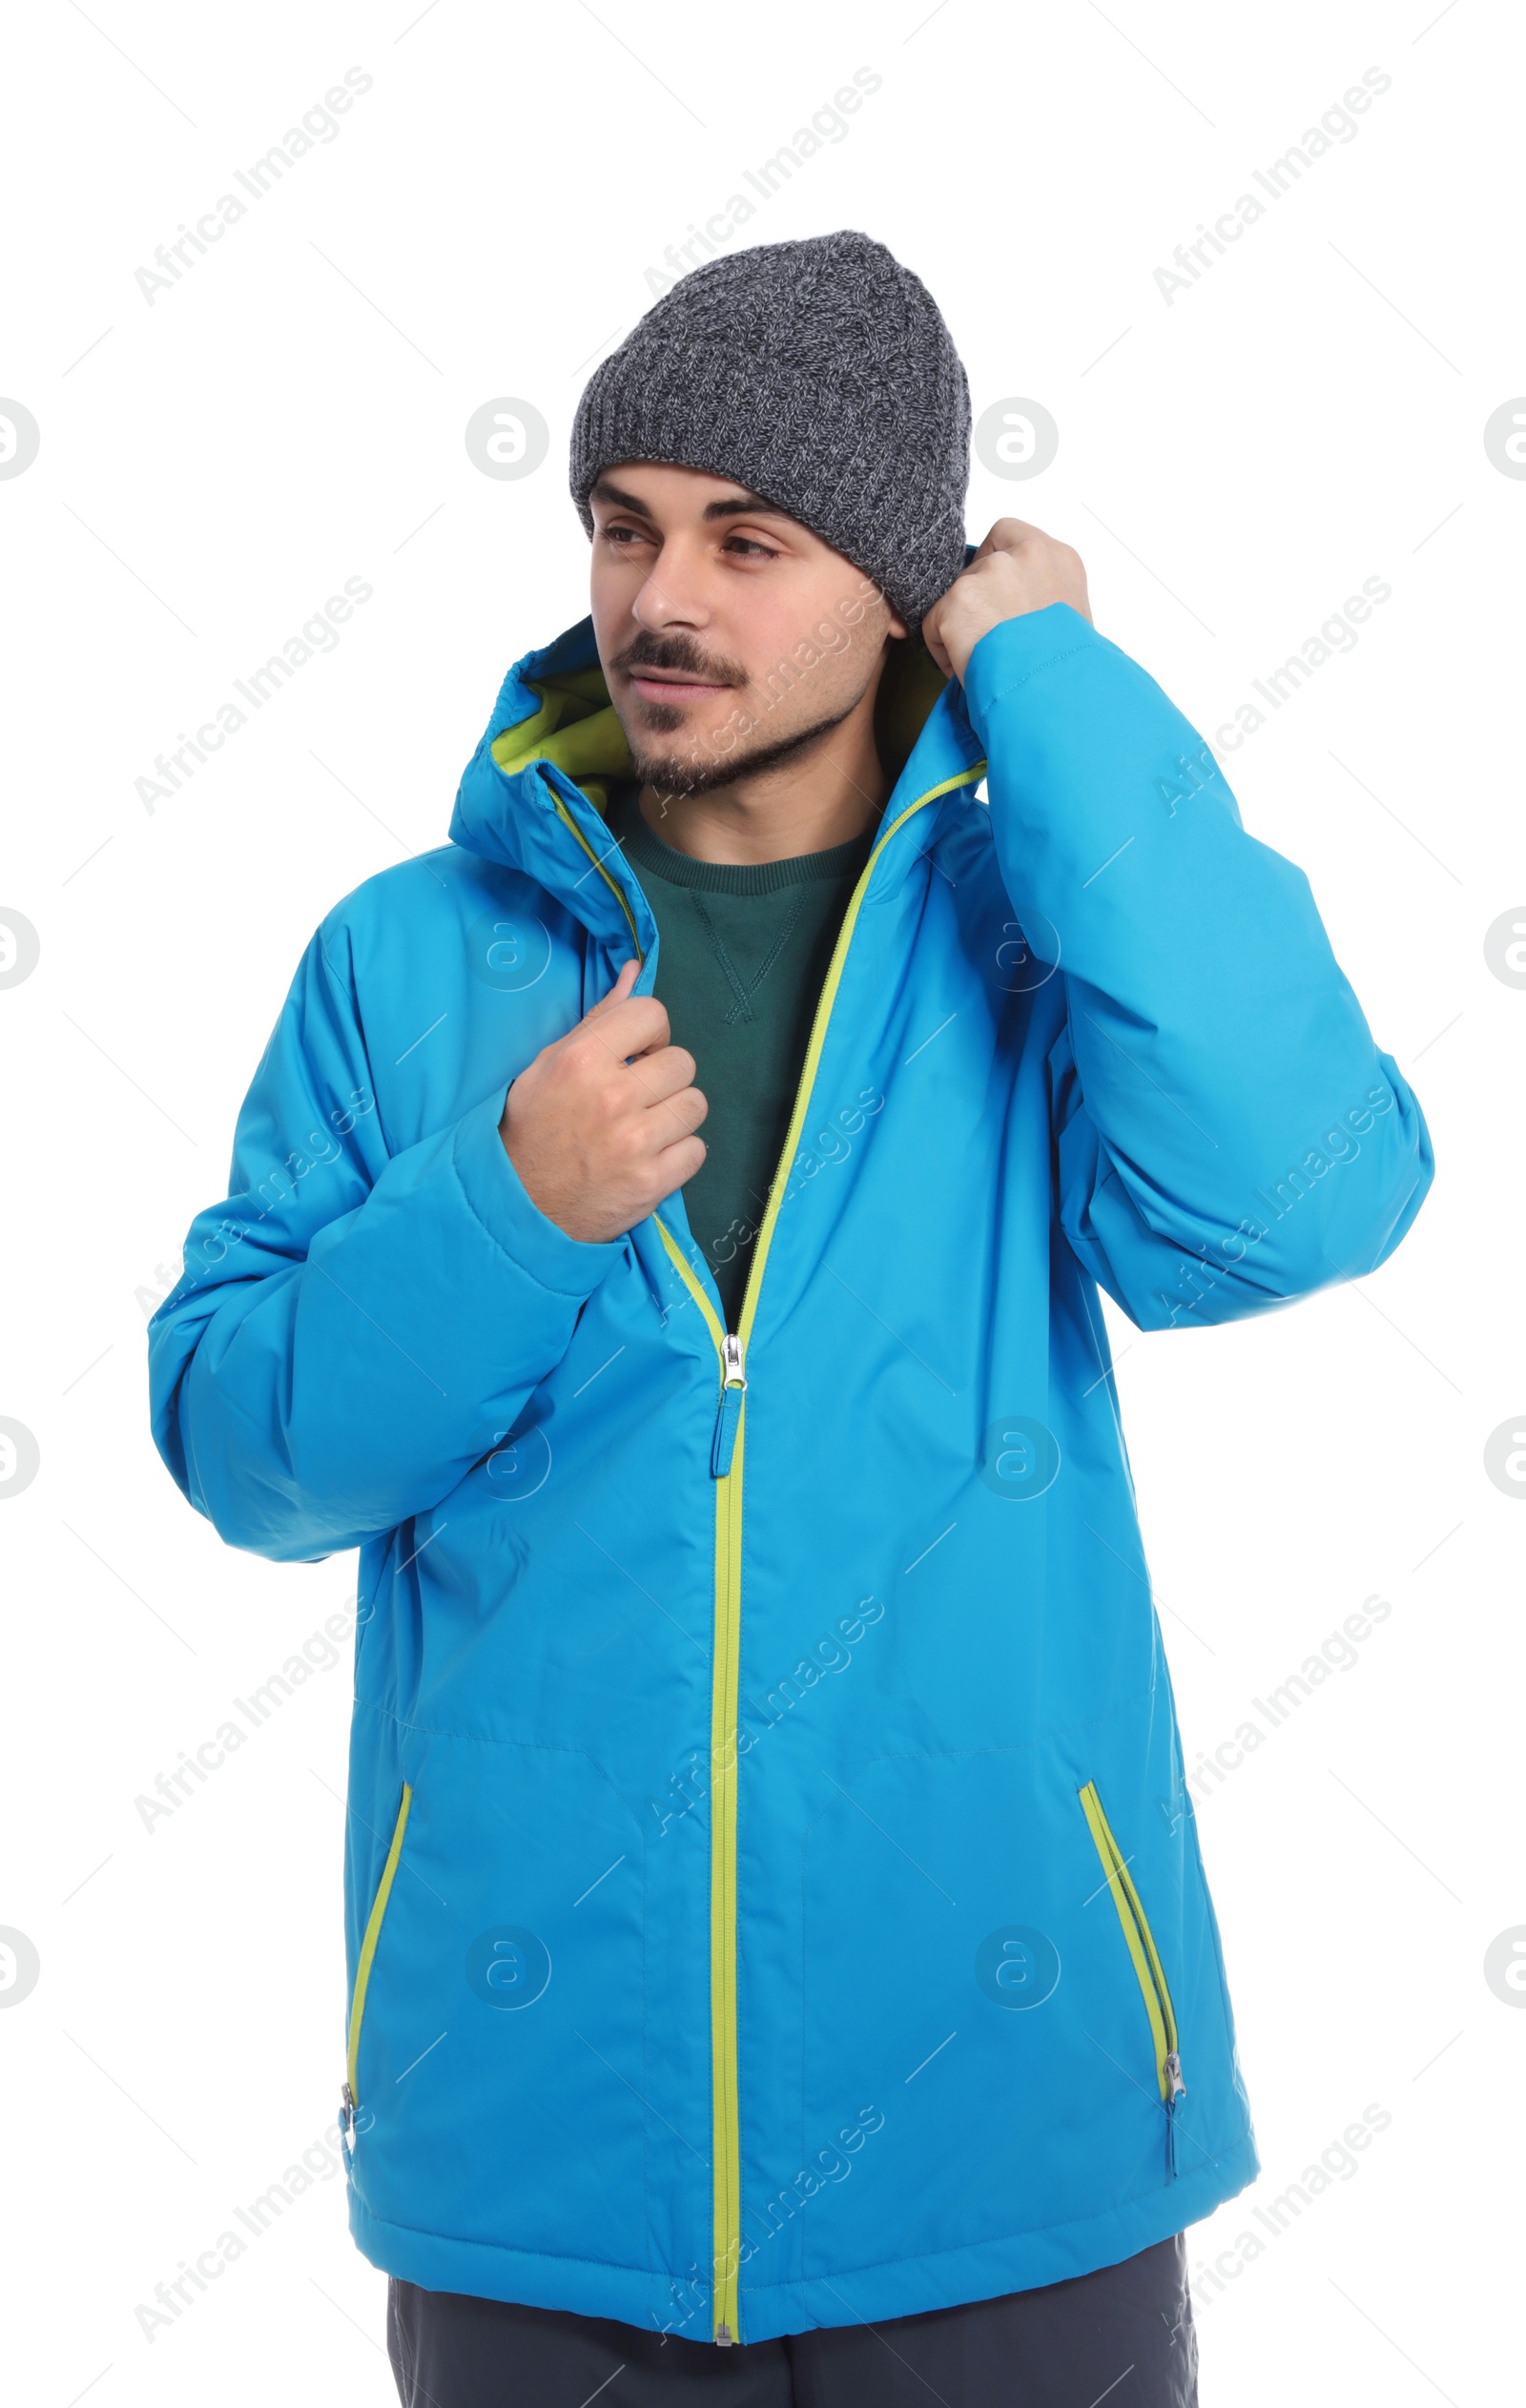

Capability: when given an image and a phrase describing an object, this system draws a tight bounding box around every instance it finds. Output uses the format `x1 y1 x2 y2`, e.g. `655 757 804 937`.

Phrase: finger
644 1080 708 1139
583 956 641 1019
582 994 671 1063
623 1058 705 1139
629 1042 699 1105
647 1134 708 1200
973 518 1041 561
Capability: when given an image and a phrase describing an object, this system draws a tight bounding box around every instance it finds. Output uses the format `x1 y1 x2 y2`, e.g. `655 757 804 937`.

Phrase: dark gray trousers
387 2234 1198 2406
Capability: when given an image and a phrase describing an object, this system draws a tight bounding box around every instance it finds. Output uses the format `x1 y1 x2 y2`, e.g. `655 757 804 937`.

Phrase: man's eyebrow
700 490 794 524
590 477 796 526
589 480 660 519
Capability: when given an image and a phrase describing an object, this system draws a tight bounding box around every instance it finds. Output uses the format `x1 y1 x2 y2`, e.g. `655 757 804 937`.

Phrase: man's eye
726 535 777 560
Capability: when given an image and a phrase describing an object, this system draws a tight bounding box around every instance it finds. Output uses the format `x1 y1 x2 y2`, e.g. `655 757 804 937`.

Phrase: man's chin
624 744 742 802
625 700 860 802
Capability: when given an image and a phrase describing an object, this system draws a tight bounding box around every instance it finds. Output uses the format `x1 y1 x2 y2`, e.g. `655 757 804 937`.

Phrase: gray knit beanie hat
569 231 970 631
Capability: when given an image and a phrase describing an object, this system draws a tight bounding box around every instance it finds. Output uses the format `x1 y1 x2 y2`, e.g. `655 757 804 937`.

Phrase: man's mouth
624 666 733 706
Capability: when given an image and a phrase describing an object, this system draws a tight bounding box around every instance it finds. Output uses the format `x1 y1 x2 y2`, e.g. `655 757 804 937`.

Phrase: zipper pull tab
715 2323 734 2347
1164 2051 1185 2177
711 1333 747 1479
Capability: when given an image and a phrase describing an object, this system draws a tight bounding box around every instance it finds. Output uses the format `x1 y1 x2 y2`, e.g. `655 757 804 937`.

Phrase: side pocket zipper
1078 1780 1186 2175
341 1782 413 2151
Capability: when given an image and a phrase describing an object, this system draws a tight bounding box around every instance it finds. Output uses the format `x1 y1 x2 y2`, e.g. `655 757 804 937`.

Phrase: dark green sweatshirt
606 782 876 1327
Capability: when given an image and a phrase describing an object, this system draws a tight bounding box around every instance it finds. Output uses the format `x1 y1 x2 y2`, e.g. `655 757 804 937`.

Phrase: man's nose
629 536 714 634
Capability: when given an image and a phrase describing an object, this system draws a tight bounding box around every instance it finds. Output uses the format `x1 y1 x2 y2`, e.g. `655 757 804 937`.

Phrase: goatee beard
629 697 864 804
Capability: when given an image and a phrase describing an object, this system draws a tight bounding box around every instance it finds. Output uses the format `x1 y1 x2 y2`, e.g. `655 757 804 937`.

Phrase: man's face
588 462 907 799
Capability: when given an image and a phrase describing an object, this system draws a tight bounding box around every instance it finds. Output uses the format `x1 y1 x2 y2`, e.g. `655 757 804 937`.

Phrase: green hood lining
488 636 953 819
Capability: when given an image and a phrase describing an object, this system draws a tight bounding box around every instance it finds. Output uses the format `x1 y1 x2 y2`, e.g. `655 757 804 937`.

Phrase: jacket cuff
452 1090 624 1297
961 602 1104 739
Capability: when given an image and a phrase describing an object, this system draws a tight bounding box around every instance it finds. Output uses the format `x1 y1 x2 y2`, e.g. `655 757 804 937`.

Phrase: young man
149 232 1433 2406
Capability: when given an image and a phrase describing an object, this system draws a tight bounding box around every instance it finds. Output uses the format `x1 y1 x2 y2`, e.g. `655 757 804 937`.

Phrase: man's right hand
498 957 708 1244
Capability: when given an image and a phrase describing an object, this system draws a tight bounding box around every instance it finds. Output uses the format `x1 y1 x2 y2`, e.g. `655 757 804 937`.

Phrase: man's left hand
920 519 1092 684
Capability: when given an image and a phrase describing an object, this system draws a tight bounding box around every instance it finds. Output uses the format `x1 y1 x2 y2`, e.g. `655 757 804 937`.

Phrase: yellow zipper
551 793 646 962
344 1781 413 2117
1078 1780 1185 2126
654 759 986 2340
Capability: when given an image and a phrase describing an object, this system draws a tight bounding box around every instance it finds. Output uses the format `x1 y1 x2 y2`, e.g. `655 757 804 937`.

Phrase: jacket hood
446 571 981 894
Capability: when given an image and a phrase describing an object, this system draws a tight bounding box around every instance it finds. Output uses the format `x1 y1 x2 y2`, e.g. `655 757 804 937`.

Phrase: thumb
583 955 641 1019
973 518 1040 561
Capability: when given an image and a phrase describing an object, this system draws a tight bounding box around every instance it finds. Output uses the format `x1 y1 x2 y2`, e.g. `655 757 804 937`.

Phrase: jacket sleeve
148 915 622 1560
960 604 1433 1331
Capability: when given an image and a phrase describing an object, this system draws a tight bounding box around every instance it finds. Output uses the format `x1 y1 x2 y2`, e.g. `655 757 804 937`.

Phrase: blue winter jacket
149 597 1433 2345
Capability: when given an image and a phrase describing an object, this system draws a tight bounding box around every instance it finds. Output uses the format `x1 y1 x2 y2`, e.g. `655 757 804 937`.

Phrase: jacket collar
446 596 984 950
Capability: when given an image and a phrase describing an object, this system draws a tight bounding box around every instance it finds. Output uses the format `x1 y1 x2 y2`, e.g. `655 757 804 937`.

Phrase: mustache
612 631 747 687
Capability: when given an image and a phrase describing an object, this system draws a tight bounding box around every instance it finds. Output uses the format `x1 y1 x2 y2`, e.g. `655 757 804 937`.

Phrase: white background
1 2 1518 2400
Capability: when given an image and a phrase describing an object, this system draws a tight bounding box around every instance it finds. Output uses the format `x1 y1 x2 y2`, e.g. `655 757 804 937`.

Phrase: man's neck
633 686 890 866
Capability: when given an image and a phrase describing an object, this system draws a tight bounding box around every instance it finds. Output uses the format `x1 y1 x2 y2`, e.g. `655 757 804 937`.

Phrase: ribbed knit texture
569 231 971 630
